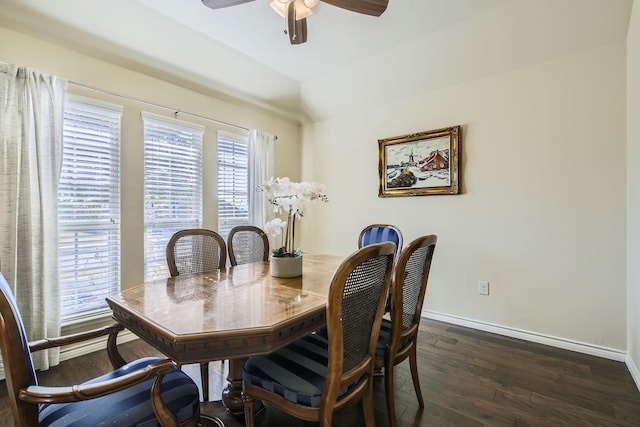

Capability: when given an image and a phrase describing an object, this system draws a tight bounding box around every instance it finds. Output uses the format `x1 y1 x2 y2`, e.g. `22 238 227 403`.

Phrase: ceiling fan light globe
294 0 313 19
303 0 320 7
270 0 287 17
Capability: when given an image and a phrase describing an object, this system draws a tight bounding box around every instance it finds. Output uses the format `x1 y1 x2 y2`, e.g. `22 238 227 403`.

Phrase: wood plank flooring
1 318 640 426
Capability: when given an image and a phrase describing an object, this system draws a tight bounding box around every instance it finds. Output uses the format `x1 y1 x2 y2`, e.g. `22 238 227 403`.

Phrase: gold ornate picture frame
378 125 461 197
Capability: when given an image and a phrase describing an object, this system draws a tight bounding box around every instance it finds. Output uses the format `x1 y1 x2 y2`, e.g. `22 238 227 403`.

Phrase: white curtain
0 62 66 372
248 129 276 228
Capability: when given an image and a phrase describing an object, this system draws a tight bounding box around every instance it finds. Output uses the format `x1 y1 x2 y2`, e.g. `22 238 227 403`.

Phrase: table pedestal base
221 358 247 416
200 400 265 426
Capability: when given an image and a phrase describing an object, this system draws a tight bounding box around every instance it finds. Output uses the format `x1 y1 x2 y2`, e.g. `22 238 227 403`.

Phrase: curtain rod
68 80 253 134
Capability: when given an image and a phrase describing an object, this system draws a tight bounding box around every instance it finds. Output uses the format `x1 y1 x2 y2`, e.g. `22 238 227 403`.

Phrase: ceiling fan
201 0 389 45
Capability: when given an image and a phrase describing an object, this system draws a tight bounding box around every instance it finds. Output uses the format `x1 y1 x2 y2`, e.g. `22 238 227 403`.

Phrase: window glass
142 112 204 280
59 96 122 322
217 131 249 238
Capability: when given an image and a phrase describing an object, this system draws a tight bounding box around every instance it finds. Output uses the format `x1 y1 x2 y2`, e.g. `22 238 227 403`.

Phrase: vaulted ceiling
0 0 633 122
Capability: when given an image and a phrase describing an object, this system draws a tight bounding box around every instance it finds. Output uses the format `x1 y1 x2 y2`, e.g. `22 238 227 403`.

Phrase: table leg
200 362 210 402
221 358 246 416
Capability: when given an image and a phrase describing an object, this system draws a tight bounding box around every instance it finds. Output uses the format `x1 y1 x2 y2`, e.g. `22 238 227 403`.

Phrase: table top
106 255 343 363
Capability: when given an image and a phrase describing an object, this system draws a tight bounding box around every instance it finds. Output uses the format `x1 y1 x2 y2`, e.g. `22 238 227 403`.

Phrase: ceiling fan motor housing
201 0 388 44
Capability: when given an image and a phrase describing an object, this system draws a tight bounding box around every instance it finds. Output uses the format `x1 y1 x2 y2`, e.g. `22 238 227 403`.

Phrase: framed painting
378 125 461 197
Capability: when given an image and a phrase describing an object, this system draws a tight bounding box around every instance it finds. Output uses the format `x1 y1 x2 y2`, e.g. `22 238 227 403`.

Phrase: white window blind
142 112 204 280
58 96 123 322
217 131 249 237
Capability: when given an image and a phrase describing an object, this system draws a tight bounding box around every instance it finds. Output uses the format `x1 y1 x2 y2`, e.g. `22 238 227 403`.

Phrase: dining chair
0 273 216 427
227 225 270 266
242 241 395 427
375 234 437 427
359 223 404 316
358 223 403 261
166 228 227 402
166 228 227 277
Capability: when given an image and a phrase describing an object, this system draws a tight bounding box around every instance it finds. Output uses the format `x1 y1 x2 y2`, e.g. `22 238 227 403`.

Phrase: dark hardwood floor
2 319 640 426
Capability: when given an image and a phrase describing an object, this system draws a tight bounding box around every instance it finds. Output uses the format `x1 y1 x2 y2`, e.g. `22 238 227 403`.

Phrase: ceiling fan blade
201 0 255 9
320 0 388 16
287 6 308 45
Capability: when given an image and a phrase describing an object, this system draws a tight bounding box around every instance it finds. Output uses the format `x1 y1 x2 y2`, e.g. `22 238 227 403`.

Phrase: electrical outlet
478 280 490 295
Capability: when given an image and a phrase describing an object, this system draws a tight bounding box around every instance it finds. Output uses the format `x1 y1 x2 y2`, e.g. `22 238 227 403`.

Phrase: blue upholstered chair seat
243 334 350 408
318 319 403 360
316 321 398 357
39 357 200 427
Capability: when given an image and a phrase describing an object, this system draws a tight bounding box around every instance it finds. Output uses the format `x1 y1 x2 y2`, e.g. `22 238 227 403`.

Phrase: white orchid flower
264 218 286 237
258 177 329 257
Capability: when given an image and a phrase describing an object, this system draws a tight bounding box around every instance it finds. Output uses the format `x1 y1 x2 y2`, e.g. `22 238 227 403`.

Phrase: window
217 131 249 237
58 96 122 322
142 112 204 280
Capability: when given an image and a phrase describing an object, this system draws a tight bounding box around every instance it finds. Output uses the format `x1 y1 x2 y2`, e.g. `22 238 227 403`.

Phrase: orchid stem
291 214 296 255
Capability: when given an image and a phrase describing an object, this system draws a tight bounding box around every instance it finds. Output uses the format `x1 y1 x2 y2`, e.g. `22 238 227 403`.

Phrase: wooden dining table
106 254 343 417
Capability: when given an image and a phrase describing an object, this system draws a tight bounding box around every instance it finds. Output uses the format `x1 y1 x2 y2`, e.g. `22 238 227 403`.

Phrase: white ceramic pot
270 255 303 278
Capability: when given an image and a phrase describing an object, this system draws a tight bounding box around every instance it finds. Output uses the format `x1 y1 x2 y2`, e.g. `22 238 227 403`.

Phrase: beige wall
302 42 628 351
627 1 640 381
0 26 302 290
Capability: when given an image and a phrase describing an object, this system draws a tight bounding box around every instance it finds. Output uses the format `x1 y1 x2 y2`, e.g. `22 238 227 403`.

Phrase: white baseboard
626 353 640 392
423 310 627 362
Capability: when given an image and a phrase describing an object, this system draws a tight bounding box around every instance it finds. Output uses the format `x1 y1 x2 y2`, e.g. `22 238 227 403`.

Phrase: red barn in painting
417 150 449 171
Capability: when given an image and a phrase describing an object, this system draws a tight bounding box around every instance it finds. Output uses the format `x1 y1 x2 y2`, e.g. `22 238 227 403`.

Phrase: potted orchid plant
259 177 328 277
